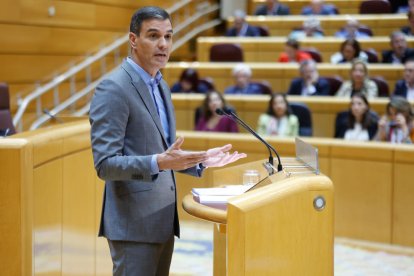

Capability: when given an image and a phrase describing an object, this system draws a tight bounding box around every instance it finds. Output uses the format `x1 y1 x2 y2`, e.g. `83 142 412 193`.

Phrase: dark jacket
287 77 330 96
382 48 414 64
255 4 290 15
226 25 260 37
335 111 379 140
393 79 409 98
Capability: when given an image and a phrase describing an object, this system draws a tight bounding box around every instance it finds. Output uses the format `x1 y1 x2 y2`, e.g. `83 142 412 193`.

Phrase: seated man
382 31 414 64
255 0 290 15
301 0 337 15
226 10 260 37
289 17 324 40
224 63 264 95
287 60 330 96
393 58 414 100
335 18 371 39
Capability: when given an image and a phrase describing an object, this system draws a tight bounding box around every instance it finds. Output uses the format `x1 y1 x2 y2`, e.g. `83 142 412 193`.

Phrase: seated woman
195 91 238 133
257 93 299 137
278 39 312 63
375 96 414 143
335 93 378 141
170 68 210 93
336 59 378 98
330 39 368 64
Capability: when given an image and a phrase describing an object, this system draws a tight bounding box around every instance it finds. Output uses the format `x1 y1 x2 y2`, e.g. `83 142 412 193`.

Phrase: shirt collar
126 57 163 86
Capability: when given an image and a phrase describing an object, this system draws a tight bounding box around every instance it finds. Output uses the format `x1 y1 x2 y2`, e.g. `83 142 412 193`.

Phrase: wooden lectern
183 156 334 275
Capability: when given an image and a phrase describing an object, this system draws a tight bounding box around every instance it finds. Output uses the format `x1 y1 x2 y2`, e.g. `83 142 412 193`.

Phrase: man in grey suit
89 6 246 276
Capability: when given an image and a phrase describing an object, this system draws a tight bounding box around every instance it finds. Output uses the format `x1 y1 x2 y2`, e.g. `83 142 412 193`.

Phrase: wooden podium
183 157 334 275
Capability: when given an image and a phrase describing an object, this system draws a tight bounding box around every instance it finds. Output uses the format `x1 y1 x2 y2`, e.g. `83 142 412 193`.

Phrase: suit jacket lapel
159 80 176 143
121 61 168 148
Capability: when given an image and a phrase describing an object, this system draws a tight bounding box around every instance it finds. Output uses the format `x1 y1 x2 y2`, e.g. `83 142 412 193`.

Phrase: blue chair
289 102 313 136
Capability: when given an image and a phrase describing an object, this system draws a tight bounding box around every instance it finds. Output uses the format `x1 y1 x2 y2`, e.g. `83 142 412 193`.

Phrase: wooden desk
196 36 414 63
172 94 394 138
248 0 363 15
227 14 406 36
163 62 403 96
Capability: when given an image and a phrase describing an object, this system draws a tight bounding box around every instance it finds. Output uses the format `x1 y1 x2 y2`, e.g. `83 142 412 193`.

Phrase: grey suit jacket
90 60 200 243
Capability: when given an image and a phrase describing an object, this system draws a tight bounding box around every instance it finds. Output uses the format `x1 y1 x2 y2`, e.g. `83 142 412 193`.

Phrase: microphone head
215 108 225 115
222 106 233 114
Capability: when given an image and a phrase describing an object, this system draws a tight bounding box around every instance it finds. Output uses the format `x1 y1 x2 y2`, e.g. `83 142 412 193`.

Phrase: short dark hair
340 38 361 59
130 6 171 35
286 38 299 50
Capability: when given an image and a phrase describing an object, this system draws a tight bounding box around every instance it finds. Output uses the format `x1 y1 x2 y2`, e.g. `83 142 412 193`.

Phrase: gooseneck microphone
216 107 283 173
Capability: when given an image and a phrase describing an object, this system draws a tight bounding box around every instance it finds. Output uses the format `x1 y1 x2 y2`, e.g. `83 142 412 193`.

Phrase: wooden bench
227 14 406 36
196 36 414 63
248 0 363 15
162 62 403 96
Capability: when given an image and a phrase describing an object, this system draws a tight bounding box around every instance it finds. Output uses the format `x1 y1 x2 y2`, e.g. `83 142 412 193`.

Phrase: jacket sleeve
89 79 154 182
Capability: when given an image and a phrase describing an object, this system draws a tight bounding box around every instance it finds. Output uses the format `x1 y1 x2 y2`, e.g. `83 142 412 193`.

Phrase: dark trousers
107 234 175 276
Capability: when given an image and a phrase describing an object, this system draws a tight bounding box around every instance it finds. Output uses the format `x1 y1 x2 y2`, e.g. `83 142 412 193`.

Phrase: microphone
43 109 63 123
216 107 283 173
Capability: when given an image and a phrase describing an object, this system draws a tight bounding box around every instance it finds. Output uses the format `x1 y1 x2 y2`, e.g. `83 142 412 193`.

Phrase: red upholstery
359 0 391 14
209 43 244 62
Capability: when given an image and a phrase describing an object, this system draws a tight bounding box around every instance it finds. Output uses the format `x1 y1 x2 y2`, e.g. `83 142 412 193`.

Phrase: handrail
15 0 219 131
28 2 221 130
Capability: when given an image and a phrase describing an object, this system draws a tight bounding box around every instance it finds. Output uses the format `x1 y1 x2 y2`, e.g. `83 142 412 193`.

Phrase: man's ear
129 32 137 48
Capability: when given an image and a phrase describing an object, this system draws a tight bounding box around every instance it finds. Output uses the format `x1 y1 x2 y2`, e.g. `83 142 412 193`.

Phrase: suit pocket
115 181 153 196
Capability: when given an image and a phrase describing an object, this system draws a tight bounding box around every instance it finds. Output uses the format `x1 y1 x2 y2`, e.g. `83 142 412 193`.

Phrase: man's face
301 64 317 82
404 61 414 85
129 19 173 76
391 35 407 56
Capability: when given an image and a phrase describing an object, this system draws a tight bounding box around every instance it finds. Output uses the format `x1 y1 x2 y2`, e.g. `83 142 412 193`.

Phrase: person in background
376 96 414 143
195 91 239 133
401 9 414 36
382 31 414 64
336 59 378 98
335 93 378 141
335 18 371 39
254 0 290 15
393 0 414 13
301 0 337 15
278 39 312 63
257 93 299 137
287 59 330 96
224 63 264 95
171 68 210 93
226 10 260 37
289 17 324 40
330 39 369 64
89 7 245 276
393 58 414 100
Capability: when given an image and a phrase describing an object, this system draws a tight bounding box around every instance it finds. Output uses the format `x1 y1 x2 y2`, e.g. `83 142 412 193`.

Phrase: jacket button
170 186 174 191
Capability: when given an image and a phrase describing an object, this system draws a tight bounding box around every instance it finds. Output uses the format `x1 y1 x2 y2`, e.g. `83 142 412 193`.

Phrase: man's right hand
157 137 208 171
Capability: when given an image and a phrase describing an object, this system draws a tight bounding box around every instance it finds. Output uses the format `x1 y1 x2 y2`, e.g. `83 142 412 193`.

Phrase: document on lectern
192 185 253 210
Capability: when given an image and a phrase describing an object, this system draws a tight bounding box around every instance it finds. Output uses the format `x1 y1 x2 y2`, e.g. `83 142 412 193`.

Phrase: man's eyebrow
146 28 174 34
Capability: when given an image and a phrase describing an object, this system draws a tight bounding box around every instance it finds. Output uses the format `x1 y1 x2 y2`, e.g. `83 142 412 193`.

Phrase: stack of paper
192 185 253 210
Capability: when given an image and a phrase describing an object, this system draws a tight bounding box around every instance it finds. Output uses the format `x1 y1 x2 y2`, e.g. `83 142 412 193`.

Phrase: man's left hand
202 144 246 168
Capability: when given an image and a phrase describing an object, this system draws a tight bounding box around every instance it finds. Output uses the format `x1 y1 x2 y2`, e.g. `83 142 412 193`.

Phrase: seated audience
278 39 312 63
330 39 368 64
393 0 414 13
257 93 299 137
382 31 414 64
289 17 324 40
255 0 290 15
301 0 337 15
224 64 265 95
195 91 238 133
287 60 330 96
336 59 378 98
335 93 378 141
335 18 371 39
401 10 414 36
376 96 414 143
393 58 414 100
226 10 259 37
171 68 210 93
